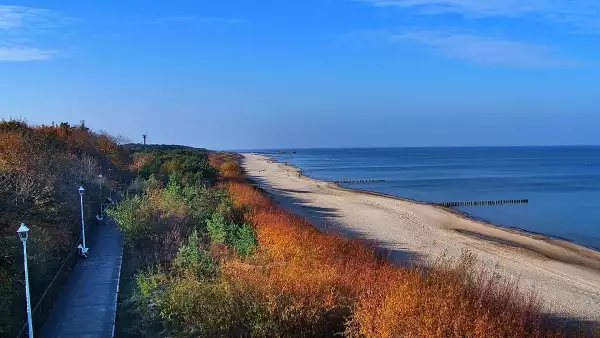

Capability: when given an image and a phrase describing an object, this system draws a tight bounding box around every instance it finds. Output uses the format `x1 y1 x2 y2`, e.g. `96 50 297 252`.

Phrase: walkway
41 218 123 338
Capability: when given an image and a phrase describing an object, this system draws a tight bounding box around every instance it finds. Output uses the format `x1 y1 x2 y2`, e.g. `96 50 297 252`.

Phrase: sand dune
243 153 600 322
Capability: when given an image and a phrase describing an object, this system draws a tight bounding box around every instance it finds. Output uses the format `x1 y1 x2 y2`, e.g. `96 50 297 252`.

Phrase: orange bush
208 152 239 168
131 153 155 172
219 161 243 178
223 182 562 338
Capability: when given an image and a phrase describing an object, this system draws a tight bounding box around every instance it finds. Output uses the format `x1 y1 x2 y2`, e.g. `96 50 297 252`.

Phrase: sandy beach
243 153 600 322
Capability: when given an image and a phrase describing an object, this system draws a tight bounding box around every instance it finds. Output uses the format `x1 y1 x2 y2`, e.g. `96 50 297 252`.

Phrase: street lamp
78 186 89 257
98 174 104 221
17 224 34 338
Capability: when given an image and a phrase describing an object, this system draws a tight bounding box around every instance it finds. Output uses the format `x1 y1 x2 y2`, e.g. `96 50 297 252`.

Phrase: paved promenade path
41 218 123 338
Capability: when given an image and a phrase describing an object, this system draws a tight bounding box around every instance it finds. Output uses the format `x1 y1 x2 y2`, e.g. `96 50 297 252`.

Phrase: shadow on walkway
41 218 123 338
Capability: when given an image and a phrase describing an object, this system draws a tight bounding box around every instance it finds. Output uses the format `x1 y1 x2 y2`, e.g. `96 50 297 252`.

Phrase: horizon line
226 144 600 152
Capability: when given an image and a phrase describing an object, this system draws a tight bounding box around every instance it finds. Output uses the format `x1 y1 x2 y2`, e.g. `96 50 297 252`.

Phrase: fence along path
40 218 123 338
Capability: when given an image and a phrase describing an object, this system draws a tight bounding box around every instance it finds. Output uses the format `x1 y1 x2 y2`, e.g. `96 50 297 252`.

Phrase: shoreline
341 186 600 267
244 153 600 321
269 156 600 269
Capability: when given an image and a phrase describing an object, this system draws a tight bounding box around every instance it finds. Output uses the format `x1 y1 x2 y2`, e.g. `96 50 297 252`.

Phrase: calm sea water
262 147 600 250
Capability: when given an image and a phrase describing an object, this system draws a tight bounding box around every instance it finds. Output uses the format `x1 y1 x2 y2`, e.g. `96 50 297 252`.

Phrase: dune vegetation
0 120 131 336
112 149 572 337
0 121 588 337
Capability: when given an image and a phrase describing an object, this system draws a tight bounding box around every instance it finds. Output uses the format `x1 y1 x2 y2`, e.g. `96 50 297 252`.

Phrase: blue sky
1 0 599 149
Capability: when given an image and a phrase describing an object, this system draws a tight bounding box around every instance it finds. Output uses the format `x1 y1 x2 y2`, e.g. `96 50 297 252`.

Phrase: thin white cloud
0 5 66 62
0 46 56 61
359 0 600 33
376 29 576 67
0 5 63 30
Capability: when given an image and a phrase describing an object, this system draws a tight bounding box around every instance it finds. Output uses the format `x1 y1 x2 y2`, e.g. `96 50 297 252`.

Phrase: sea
258 147 600 251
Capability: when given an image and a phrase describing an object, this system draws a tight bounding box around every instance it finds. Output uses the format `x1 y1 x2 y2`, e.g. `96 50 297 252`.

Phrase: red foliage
223 182 562 337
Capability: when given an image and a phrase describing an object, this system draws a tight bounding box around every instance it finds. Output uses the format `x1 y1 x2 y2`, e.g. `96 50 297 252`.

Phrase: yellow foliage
220 161 242 178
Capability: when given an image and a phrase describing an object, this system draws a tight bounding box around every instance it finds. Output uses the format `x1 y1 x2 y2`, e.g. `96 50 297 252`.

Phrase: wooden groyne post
435 199 529 208
330 179 386 184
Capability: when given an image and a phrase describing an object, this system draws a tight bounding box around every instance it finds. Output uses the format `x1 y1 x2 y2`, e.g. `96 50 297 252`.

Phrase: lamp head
17 223 29 242
79 186 85 195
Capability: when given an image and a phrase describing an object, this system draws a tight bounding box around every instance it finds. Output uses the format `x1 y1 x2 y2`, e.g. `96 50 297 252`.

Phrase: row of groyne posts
329 179 386 184
328 179 529 208
434 199 529 207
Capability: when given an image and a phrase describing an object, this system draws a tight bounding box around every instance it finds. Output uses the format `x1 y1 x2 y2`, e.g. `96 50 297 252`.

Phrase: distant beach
243 153 600 321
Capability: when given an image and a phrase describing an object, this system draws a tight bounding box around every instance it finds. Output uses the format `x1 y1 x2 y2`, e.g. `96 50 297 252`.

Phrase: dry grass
224 181 564 338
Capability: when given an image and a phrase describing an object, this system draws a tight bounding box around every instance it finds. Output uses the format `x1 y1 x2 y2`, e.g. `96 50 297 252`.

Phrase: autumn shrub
109 195 156 243
346 254 551 338
162 275 236 336
136 267 276 338
114 148 265 337
181 184 228 224
136 149 217 185
118 204 260 336
222 181 562 338
110 185 190 268
117 152 567 337
130 152 155 173
0 120 131 335
219 161 243 178
209 152 243 170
